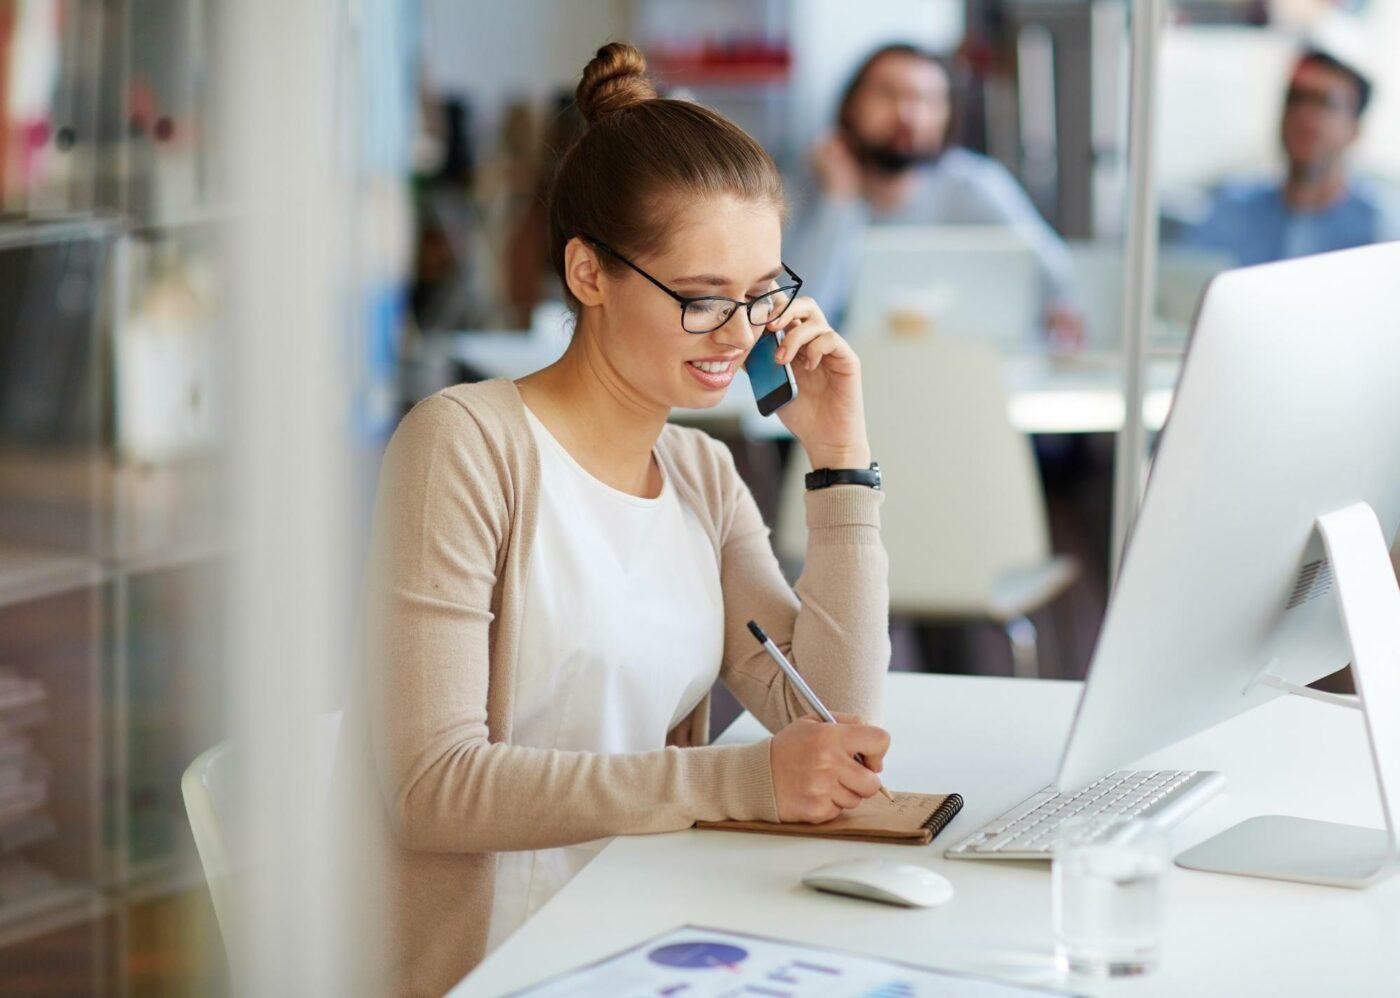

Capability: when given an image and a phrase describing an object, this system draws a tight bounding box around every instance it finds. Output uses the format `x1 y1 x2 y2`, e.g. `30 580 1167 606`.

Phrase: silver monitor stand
1176 502 1400 887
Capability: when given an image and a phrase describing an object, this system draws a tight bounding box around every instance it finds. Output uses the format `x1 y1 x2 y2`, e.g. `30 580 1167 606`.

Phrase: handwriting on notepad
823 793 930 830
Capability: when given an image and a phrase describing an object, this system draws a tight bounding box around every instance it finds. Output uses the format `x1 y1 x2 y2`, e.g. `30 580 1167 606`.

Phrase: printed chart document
509 925 1068 997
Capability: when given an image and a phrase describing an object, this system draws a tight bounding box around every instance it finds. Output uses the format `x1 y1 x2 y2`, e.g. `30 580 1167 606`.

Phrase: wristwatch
805 461 881 491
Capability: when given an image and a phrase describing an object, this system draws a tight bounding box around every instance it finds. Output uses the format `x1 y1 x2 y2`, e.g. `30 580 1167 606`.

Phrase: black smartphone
744 330 798 416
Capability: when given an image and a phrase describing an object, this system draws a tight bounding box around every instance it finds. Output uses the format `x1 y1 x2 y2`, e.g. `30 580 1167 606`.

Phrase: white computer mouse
801 859 954 908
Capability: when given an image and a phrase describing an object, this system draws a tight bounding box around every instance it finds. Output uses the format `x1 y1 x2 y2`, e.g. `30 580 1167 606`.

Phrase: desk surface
407 332 1180 437
454 673 1400 997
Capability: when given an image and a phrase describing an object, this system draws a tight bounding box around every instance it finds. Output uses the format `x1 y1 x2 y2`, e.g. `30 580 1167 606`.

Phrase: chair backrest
775 337 1052 616
181 710 343 969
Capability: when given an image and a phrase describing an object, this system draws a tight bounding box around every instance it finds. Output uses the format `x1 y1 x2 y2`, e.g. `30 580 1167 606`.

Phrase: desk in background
454 673 1400 997
402 331 1181 438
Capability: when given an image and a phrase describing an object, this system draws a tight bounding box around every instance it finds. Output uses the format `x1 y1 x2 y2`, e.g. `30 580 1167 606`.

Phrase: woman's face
575 195 785 412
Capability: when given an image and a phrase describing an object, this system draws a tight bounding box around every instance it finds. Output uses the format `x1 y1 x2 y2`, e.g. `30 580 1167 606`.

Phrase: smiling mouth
687 359 734 374
683 358 738 391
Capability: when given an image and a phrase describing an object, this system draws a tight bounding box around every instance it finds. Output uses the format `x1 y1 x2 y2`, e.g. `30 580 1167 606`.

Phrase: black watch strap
805 461 881 491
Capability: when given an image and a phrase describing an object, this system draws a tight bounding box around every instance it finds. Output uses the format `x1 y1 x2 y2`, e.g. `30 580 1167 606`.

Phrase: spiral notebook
696 792 964 846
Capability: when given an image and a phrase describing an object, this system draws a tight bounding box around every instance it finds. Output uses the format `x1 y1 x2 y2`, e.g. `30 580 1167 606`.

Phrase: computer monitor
1154 246 1233 327
845 227 1041 348
1066 241 1232 352
1055 243 1400 881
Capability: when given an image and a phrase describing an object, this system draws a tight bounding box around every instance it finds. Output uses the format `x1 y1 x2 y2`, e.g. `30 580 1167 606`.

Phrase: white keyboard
944 769 1225 860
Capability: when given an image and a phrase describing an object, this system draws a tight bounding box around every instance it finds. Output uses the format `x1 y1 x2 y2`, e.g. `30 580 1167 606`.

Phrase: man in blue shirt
1185 49 1400 266
785 43 1080 344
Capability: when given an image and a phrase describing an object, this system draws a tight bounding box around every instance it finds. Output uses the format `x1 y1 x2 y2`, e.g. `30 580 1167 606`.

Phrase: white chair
775 336 1077 678
181 710 343 970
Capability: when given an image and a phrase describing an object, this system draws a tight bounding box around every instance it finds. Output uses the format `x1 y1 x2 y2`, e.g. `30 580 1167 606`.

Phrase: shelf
126 203 241 238
0 545 103 610
103 456 228 575
122 856 205 904
0 881 104 948
0 216 125 251
105 534 226 576
654 66 791 87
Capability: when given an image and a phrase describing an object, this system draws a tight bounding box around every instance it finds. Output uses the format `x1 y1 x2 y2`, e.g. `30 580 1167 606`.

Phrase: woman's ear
564 238 606 307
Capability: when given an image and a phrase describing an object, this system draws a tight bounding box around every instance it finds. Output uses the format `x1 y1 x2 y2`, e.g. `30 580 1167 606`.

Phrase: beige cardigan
342 379 890 996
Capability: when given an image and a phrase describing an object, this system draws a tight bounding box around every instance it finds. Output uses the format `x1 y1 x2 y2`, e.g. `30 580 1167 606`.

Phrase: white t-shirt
485 407 725 951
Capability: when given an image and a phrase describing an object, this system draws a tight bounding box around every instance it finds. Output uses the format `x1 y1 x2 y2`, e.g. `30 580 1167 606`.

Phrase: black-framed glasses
584 237 803 334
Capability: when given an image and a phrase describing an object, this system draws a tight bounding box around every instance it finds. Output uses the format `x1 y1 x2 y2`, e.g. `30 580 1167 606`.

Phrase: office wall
419 0 632 151
1158 14 1400 192
1350 2 1400 179
1157 26 1295 190
789 0 964 156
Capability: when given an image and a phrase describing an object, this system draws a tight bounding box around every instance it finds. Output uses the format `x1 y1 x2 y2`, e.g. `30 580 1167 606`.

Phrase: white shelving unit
0 546 104 610
0 1 228 991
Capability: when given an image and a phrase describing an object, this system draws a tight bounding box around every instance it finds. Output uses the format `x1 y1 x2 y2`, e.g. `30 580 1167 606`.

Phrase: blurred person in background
345 43 893 995
1182 48 1400 265
786 42 1081 345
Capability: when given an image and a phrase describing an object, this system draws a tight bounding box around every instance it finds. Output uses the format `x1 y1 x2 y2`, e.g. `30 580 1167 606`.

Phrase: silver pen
746 620 895 803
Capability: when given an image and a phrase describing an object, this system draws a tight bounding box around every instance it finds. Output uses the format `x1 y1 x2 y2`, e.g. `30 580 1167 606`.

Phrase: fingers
832 711 866 725
838 759 883 799
767 298 857 374
771 715 889 822
767 296 826 338
830 784 864 811
841 724 891 772
793 331 844 371
773 324 822 367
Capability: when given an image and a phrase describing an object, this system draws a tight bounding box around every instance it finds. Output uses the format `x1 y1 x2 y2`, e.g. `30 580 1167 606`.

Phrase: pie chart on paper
646 941 749 970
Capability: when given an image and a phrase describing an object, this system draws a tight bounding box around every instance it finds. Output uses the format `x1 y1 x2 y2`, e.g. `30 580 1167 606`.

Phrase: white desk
453 674 1400 997
406 332 1180 437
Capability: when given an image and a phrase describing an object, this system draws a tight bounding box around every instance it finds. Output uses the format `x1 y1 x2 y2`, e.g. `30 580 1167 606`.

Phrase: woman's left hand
765 297 871 470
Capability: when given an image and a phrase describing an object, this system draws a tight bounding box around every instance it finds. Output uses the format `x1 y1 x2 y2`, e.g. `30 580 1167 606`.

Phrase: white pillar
1110 0 1165 581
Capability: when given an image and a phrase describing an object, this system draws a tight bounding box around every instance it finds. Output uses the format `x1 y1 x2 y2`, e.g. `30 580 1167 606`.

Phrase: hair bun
576 42 657 124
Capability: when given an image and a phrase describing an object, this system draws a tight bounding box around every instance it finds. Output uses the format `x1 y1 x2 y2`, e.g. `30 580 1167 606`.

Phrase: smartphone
745 330 798 416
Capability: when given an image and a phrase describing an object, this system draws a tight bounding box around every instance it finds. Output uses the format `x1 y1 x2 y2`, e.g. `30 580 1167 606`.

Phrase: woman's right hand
770 714 891 823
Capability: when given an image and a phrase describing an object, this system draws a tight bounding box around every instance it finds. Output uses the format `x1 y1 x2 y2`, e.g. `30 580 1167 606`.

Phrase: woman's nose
710 308 759 350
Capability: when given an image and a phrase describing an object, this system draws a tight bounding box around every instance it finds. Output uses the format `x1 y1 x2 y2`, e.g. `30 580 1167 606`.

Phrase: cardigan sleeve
711 439 890 732
365 395 779 855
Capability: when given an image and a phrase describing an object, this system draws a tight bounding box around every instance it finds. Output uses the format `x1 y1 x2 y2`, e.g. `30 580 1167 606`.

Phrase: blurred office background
0 0 1395 993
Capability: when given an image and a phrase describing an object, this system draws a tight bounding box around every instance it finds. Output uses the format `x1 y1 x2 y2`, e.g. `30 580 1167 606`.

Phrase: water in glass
1053 816 1167 977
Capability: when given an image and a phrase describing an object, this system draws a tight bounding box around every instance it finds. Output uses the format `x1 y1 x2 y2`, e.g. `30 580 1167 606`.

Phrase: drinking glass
1052 815 1168 977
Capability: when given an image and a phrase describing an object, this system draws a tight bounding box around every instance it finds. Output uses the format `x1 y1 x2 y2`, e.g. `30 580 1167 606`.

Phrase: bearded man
787 43 1079 341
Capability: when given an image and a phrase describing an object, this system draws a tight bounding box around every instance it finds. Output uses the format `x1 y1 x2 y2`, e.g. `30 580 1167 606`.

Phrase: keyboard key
945 770 1225 860
984 792 1057 833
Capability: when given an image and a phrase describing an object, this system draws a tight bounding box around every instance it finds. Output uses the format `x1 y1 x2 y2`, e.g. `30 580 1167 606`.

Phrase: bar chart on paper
509 926 1064 997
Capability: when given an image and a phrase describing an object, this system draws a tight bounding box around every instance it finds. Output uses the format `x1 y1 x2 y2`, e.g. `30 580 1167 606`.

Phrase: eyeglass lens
682 286 795 334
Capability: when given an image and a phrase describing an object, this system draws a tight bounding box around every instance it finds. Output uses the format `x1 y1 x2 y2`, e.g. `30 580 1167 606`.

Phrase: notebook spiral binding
920 794 965 839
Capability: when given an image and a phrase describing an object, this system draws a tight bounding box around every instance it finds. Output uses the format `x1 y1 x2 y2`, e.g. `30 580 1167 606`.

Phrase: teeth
689 360 730 374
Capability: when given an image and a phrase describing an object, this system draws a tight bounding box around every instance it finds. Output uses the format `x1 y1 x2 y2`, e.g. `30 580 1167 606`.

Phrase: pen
746 620 895 804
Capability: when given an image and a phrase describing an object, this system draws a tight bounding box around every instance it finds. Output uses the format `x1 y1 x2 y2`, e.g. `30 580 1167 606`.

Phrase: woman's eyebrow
671 266 785 289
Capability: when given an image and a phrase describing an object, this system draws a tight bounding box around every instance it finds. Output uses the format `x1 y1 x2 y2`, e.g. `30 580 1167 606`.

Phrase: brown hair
547 42 785 304
1296 48 1373 117
837 43 960 146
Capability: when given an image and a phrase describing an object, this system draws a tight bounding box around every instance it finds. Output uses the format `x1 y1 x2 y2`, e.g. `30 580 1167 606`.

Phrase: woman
351 43 892 995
